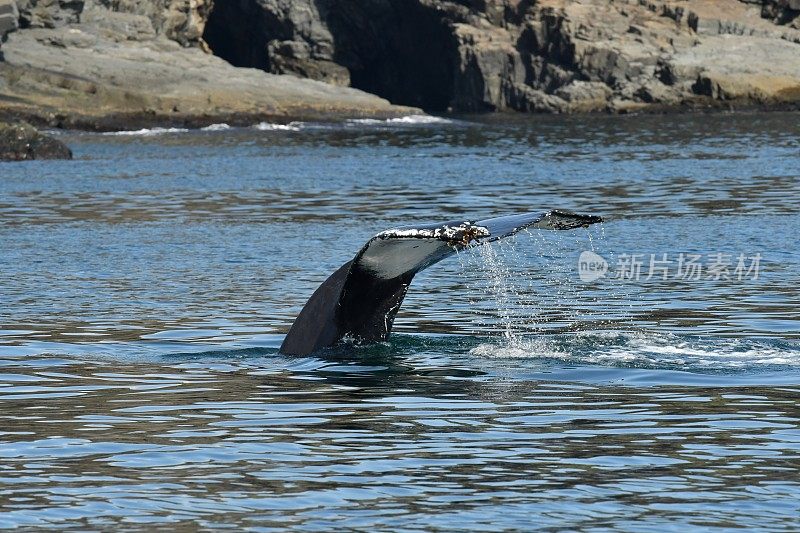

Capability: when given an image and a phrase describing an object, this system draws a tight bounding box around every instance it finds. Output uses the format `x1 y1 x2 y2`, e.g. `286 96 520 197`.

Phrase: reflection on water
1 345 799 529
1 112 799 529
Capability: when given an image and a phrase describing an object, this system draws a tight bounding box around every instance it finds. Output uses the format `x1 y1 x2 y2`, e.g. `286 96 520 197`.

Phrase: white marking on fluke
359 222 491 278
378 222 490 242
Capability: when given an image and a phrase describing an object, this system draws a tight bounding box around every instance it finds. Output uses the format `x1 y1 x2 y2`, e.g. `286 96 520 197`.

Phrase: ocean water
1 112 799 530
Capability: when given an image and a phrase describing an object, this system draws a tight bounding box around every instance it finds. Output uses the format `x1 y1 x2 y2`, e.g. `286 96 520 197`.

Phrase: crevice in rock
202 0 287 71
201 0 458 112
321 0 457 112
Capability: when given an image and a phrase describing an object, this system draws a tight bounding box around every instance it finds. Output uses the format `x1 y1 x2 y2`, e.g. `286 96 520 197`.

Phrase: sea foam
102 127 190 136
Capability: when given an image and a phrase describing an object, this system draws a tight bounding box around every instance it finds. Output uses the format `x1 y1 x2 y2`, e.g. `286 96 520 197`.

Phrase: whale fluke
280 210 603 355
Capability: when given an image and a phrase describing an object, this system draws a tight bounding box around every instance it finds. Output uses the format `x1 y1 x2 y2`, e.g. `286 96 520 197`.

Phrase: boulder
267 39 350 86
0 0 19 45
0 121 72 161
555 81 612 106
16 0 83 29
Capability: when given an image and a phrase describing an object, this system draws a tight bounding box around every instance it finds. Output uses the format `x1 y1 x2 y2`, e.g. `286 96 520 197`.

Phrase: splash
456 225 638 346
201 123 231 131
474 242 519 343
347 115 454 126
102 127 189 136
469 331 800 370
253 121 303 131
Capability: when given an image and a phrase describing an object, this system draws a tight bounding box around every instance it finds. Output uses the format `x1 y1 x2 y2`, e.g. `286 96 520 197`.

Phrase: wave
251 115 453 131
102 127 190 136
469 331 800 370
253 121 303 131
98 115 455 136
347 114 455 126
201 123 231 131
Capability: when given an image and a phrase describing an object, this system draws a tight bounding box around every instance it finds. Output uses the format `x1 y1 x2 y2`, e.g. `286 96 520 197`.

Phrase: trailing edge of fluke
280 210 603 355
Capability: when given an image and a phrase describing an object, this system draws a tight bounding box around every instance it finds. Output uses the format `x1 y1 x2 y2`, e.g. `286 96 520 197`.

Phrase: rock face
0 0 417 128
0 0 19 45
203 0 800 113
0 121 72 160
204 0 351 87
15 0 211 46
2 0 800 122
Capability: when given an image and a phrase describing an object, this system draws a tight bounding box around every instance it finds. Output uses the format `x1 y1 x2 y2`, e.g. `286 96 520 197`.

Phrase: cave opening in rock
322 1 457 112
201 0 457 112
202 0 287 71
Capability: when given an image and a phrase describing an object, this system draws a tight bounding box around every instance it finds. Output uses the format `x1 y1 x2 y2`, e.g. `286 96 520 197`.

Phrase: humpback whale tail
280 210 603 355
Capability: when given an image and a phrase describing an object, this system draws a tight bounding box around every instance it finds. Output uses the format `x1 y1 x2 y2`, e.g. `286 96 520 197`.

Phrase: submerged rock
0 121 72 161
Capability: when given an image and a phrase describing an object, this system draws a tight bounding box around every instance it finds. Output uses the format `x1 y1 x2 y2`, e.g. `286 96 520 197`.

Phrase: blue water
1 112 799 530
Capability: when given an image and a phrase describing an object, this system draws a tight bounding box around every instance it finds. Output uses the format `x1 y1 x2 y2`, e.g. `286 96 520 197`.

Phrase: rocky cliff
14 0 211 46
0 0 416 129
204 0 800 113
1 0 799 126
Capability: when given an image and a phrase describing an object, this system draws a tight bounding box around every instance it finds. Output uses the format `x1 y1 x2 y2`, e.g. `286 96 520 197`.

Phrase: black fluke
280 210 603 355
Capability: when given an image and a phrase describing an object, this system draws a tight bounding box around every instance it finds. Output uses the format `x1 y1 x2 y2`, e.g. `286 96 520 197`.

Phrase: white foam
470 340 569 359
470 332 800 370
201 123 231 131
347 114 454 126
98 114 453 136
253 121 302 131
387 115 453 124
102 127 190 136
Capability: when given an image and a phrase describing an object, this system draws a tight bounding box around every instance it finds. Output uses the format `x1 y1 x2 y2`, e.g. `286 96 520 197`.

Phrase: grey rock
90 0 213 46
267 38 350 86
17 0 83 28
555 81 612 103
14 0 212 45
0 25 418 129
0 0 19 44
507 84 567 113
80 5 157 41
635 79 680 105
197 0 800 112
204 0 340 81
3 0 800 120
762 0 800 27
0 121 72 160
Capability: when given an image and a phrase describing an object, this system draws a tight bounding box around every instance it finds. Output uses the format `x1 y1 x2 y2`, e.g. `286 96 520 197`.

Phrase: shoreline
3 1 800 134
3 100 800 135
2 0 800 133
0 107 425 133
